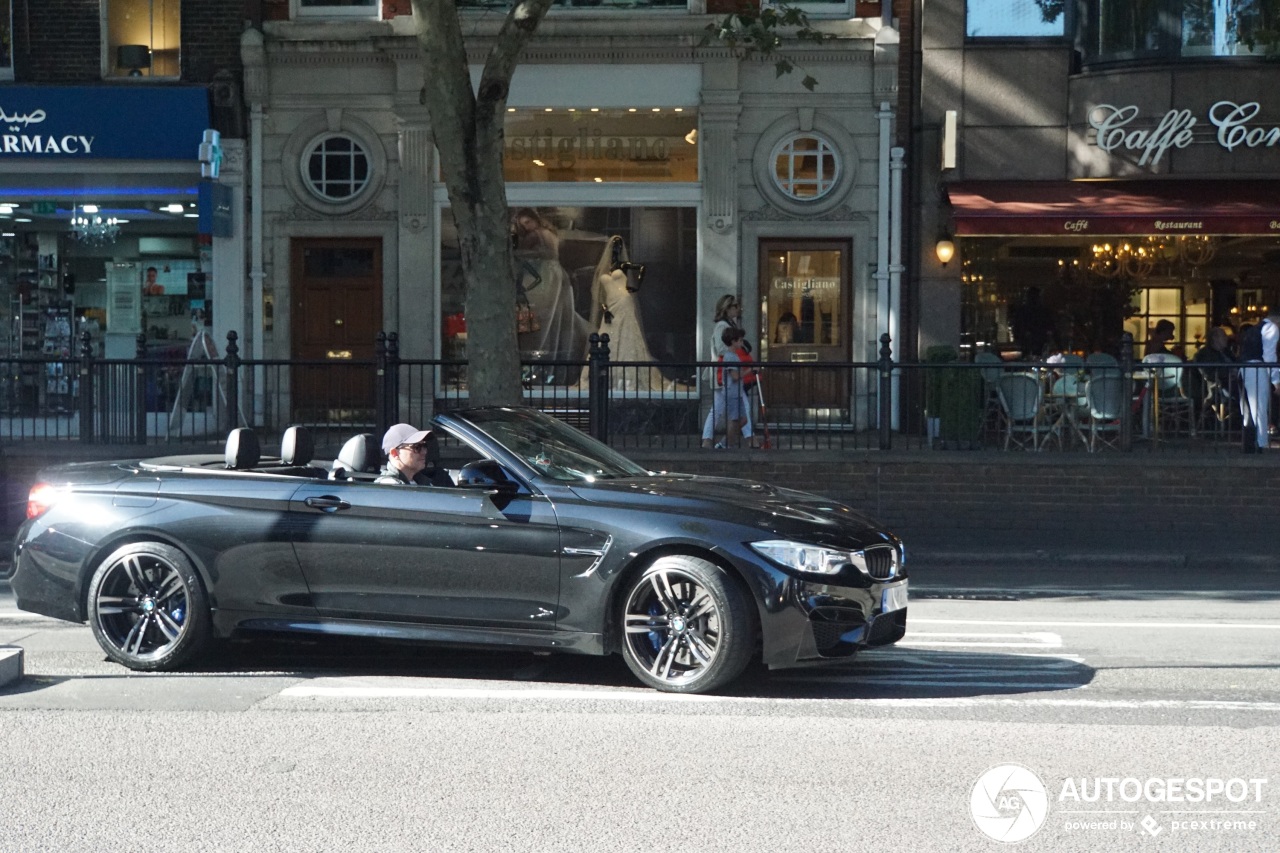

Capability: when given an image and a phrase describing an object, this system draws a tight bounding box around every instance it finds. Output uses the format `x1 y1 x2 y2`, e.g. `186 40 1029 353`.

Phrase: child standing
715 327 750 448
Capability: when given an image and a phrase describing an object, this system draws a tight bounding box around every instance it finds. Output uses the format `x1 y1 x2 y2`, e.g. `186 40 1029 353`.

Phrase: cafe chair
1196 367 1236 435
1085 351 1120 377
1141 353 1195 438
996 372 1055 451
1085 375 1128 451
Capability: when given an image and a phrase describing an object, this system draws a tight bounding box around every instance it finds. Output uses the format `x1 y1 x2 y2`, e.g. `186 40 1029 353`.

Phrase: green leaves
702 2 831 89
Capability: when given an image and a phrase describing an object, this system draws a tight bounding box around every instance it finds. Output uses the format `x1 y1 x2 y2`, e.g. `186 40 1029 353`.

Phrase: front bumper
754 570 908 670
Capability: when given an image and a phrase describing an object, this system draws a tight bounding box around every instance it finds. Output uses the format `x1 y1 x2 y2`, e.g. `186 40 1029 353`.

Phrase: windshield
460 408 651 482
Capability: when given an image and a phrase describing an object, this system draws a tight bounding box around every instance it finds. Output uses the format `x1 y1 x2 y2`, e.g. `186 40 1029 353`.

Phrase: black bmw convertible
9 406 907 694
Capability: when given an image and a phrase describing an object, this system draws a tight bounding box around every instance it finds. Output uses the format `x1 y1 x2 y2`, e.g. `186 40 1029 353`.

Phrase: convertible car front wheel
87 542 212 671
620 555 754 694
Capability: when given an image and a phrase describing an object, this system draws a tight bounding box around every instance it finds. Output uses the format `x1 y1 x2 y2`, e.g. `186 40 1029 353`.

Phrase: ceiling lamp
69 205 121 246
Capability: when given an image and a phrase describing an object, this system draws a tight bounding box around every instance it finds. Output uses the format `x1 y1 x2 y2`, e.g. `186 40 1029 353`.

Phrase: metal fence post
134 333 147 444
588 333 610 442
78 330 95 444
879 333 893 450
387 332 400 433
224 331 240 432
374 332 388 438
1119 331 1134 452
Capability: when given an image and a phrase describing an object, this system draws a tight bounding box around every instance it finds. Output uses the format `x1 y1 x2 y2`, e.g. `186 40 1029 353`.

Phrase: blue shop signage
0 86 209 159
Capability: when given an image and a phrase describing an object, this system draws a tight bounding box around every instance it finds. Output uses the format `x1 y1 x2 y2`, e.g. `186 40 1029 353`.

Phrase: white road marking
281 683 721 702
900 630 1063 649
276 680 1280 713
913 618 1280 630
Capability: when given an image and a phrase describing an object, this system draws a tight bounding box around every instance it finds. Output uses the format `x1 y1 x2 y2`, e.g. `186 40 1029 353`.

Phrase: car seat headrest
281 425 314 466
225 428 261 470
331 433 376 478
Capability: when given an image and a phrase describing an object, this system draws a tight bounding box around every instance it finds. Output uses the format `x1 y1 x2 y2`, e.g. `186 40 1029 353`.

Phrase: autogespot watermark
969 765 1269 843
970 764 1050 843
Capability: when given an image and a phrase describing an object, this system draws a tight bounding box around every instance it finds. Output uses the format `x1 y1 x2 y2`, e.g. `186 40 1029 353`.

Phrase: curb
0 646 23 689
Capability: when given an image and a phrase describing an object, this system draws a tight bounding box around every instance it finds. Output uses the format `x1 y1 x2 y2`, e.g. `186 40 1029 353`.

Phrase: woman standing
701 295 756 448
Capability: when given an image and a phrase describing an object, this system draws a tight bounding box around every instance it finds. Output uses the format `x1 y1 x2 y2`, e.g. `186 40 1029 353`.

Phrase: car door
287 479 562 630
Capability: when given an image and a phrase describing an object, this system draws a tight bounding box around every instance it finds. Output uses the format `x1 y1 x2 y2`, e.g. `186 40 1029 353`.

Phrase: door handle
304 496 351 512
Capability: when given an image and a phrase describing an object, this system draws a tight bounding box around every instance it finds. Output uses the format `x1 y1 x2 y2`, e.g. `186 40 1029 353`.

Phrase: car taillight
27 483 59 519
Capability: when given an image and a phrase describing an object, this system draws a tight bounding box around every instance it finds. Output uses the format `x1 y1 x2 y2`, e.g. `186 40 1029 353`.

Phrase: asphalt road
2 565 1279 852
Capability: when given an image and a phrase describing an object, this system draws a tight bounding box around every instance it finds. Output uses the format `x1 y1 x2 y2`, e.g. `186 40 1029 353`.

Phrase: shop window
769 0 858 20
1082 0 1278 64
0 0 12 81
966 0 1065 36
498 109 698 183
1126 286 1186 354
293 0 380 19
770 134 840 201
439 206 698 392
303 134 372 203
103 0 181 80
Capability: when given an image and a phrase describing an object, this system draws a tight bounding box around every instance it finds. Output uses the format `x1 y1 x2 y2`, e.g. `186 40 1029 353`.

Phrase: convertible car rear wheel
619 555 754 694
87 542 211 671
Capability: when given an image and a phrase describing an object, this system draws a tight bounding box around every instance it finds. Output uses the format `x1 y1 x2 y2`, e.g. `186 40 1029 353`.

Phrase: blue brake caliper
169 593 186 626
647 600 664 654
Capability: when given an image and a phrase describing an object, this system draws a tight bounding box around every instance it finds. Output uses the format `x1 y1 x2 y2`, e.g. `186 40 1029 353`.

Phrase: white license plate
881 581 908 613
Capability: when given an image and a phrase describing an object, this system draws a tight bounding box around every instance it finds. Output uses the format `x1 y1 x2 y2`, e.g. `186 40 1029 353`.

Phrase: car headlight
749 540 853 575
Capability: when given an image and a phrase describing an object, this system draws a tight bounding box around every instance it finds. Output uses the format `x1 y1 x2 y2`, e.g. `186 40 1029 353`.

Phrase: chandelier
1089 239 1159 279
69 205 121 246
1088 235 1217 280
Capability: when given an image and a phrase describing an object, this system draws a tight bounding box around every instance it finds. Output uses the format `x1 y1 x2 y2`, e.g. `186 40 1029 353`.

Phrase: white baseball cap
381 423 433 454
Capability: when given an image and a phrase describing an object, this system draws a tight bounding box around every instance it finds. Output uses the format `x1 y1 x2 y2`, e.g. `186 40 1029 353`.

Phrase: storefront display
440 205 697 390
0 84 212 421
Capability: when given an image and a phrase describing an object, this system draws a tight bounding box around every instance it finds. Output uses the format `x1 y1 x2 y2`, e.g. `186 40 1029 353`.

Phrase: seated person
1144 319 1177 358
1190 325 1238 416
375 423 453 486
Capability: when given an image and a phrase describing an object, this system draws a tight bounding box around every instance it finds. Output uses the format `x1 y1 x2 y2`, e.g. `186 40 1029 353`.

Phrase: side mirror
456 460 521 495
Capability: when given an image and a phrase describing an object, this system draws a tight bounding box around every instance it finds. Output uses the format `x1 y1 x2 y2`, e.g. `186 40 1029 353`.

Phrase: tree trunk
411 0 553 407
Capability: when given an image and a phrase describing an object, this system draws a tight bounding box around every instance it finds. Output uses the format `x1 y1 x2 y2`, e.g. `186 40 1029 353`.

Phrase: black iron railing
0 329 1260 455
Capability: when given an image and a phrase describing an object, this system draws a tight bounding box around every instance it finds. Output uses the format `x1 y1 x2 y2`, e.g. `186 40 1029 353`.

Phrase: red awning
946 180 1280 237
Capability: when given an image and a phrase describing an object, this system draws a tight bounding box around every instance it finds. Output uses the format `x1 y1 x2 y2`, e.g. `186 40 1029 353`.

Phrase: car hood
566 474 895 548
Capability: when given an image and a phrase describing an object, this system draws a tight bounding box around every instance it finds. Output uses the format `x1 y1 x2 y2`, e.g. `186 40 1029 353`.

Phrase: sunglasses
397 443 429 453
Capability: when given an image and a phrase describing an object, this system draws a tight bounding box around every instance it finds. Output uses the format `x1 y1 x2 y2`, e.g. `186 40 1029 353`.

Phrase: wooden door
291 238 383 423
758 239 852 412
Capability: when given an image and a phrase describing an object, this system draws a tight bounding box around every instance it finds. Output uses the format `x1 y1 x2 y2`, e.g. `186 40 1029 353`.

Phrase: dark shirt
1240 321 1266 361
1190 345 1236 401
375 464 453 487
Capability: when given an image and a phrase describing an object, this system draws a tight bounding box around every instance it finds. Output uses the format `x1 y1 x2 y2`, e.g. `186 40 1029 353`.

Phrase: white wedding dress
579 268 669 391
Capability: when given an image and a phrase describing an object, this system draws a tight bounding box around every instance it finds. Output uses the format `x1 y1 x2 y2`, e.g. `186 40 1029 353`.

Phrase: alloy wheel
623 566 724 686
93 549 196 664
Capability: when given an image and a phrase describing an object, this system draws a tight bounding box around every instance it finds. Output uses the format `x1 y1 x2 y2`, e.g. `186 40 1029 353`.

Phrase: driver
375 423 453 486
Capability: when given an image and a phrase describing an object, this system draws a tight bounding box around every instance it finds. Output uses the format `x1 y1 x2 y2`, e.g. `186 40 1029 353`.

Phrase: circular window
770 134 840 201
302 134 371 202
